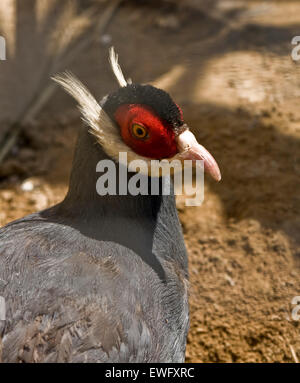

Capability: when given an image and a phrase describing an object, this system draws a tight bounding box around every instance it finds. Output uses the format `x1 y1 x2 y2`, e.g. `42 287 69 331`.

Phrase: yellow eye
131 123 148 140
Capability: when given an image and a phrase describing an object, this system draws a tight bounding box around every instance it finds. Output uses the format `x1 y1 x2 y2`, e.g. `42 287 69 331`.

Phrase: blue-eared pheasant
0 48 220 363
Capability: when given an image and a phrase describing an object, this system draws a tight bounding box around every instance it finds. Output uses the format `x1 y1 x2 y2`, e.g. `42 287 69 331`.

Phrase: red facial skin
114 104 178 159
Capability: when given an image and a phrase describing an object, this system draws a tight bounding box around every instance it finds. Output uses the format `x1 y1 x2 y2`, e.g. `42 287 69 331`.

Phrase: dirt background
0 0 300 362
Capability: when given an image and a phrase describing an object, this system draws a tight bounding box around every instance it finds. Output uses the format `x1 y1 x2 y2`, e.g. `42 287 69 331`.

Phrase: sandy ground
0 0 300 362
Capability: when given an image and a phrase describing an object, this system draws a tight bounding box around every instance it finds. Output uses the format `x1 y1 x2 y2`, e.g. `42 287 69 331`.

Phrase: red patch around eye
114 104 178 159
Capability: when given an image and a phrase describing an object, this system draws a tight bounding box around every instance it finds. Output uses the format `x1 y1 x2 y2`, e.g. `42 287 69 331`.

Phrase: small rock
1 190 13 202
225 274 235 286
21 180 34 192
21 177 41 192
196 327 206 333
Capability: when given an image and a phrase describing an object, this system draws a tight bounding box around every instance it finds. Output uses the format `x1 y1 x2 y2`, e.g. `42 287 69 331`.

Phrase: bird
0 48 221 363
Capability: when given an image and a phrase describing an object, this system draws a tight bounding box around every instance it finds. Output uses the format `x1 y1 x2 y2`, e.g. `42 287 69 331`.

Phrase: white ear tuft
108 46 128 88
52 71 112 136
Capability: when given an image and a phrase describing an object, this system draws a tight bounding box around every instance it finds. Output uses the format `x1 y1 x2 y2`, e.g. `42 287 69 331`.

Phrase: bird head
53 48 221 181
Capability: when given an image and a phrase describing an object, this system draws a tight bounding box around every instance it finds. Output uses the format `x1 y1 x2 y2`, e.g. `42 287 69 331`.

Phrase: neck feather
60 127 177 220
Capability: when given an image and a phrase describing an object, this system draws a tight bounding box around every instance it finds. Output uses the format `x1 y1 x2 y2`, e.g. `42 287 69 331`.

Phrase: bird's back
0 205 189 363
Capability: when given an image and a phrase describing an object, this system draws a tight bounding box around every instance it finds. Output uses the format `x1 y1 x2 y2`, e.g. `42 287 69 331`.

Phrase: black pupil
136 128 144 136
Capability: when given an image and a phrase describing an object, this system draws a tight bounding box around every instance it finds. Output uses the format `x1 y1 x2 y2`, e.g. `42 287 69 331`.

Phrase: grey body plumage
0 128 189 363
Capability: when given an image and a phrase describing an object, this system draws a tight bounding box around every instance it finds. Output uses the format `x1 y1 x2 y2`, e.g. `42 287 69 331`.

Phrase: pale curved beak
175 129 221 182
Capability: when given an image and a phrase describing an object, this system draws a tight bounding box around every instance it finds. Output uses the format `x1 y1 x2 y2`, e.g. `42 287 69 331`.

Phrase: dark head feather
102 84 184 131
